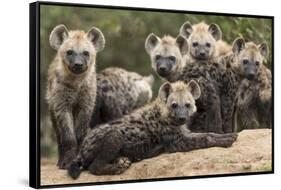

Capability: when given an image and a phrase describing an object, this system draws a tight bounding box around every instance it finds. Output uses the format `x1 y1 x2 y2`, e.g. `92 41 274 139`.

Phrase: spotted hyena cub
145 34 188 82
91 67 154 126
230 38 272 130
68 81 237 179
46 24 105 169
179 21 231 62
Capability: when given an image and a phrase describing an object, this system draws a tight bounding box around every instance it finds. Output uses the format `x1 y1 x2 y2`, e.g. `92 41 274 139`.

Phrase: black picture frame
29 1 274 188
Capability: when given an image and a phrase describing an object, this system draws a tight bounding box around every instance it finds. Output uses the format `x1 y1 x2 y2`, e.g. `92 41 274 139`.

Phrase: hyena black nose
74 63 83 68
178 117 186 123
199 52 206 57
159 66 167 72
247 73 255 80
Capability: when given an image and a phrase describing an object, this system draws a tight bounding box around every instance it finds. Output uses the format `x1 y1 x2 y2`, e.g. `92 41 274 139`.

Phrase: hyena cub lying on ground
145 33 271 133
91 67 154 126
68 81 237 179
46 24 105 169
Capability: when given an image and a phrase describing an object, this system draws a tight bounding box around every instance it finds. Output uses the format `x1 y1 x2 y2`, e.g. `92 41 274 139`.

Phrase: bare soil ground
40 129 272 186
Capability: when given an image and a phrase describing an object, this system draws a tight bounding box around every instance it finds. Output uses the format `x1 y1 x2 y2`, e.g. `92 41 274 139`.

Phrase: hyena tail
68 156 83 180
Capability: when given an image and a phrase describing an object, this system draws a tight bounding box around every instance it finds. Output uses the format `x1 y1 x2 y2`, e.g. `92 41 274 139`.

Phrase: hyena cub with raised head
68 81 237 179
91 67 154 126
179 21 231 62
230 38 271 130
145 34 188 82
46 24 105 169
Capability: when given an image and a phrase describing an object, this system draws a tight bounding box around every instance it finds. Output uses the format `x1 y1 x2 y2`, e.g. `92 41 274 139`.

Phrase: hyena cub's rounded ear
208 24 222 41
158 82 172 102
176 35 189 55
232 37 245 54
179 21 193 39
49 24 69 50
145 33 161 54
87 27 105 52
259 43 269 58
187 80 201 100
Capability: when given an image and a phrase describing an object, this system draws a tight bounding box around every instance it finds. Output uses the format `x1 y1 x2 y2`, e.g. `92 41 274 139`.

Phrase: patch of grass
255 161 272 172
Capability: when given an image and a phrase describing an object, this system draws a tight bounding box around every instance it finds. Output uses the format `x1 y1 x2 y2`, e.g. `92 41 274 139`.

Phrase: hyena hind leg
88 130 125 175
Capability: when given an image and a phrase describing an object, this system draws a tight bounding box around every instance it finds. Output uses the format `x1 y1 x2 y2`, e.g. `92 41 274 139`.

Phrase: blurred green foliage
40 4 272 157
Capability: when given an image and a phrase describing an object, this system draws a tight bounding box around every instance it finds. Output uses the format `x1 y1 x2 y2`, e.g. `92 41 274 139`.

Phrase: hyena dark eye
171 102 178 109
155 55 161 60
243 59 249 65
185 103 190 108
66 50 74 56
168 56 176 62
83 51 89 56
206 42 211 48
192 42 198 47
255 61 260 66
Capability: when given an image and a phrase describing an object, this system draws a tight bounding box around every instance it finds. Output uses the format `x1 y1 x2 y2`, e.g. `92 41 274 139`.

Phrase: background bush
40 4 272 158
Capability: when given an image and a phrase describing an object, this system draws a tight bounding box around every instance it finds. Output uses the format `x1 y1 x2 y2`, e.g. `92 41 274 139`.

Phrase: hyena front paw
114 157 131 174
57 149 77 169
207 133 238 148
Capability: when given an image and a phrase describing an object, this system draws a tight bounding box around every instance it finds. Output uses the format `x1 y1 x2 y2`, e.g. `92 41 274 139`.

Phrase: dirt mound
40 129 272 186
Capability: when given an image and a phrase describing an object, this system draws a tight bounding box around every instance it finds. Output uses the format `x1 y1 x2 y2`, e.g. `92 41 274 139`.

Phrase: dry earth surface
40 129 272 186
